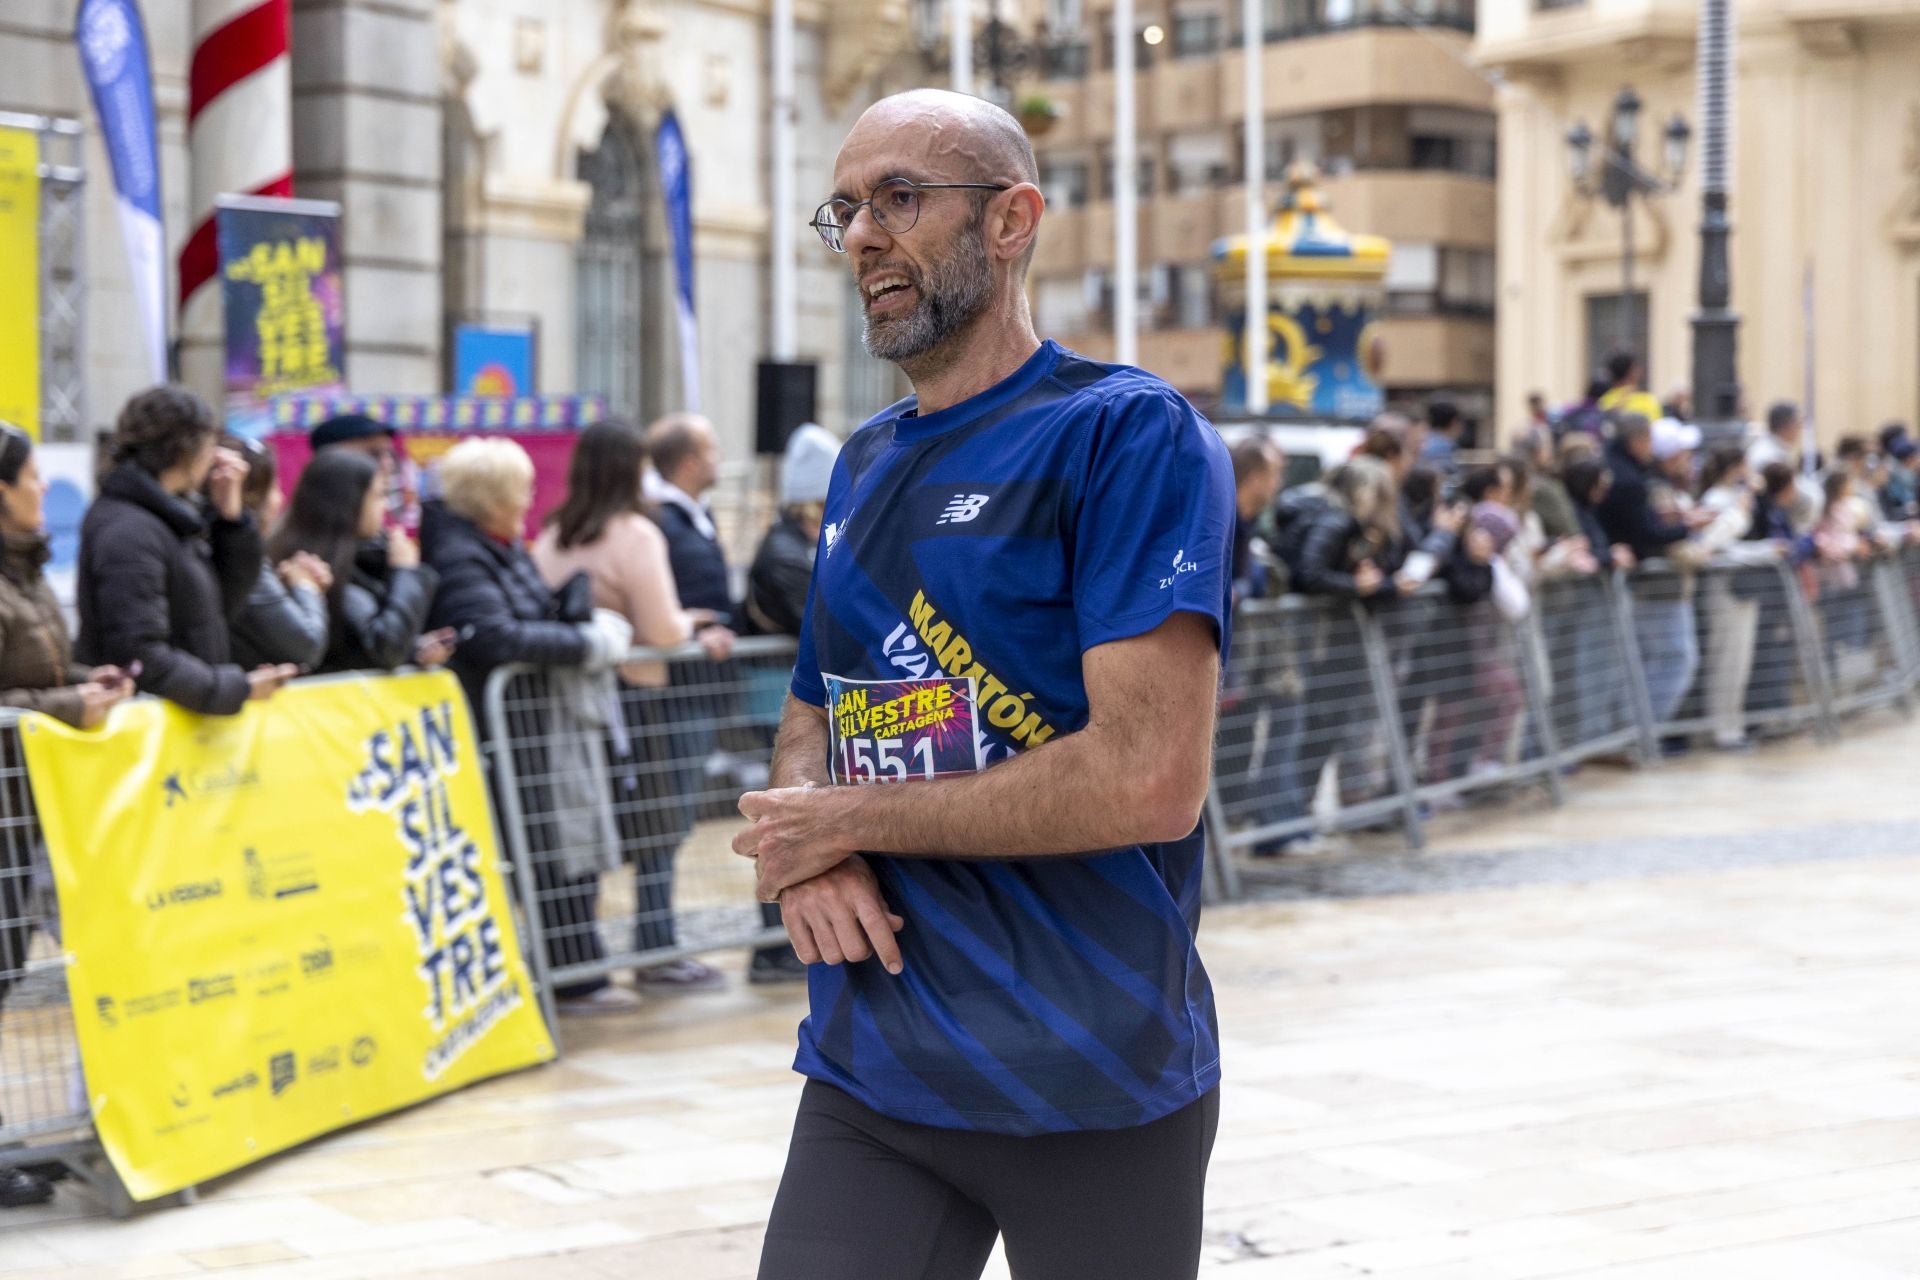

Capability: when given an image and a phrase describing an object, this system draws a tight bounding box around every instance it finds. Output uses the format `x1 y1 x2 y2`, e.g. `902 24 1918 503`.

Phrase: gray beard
861 235 994 366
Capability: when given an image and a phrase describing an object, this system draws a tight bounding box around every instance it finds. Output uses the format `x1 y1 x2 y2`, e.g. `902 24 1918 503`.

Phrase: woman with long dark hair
270 450 447 672
533 420 738 991
226 436 330 671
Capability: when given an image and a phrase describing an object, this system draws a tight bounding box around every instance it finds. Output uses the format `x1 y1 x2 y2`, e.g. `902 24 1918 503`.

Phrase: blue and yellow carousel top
1211 163 1391 284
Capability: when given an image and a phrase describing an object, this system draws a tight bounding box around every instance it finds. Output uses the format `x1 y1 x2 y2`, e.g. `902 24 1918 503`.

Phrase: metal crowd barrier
1629 559 1835 745
483 639 795 1031
1207 552 1920 888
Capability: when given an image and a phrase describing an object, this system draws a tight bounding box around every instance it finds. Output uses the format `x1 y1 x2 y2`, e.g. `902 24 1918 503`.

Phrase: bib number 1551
822 674 984 785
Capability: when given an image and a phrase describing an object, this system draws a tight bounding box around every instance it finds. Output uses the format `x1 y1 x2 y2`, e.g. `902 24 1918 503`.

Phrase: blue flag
654 110 700 413
76 0 167 381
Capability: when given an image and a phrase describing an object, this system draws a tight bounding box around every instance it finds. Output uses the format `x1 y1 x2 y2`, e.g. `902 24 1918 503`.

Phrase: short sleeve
1071 389 1236 654
788 566 826 706
788 454 849 708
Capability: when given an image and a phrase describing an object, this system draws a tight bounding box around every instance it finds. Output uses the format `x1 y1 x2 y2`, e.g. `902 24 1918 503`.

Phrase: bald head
847 90 1039 189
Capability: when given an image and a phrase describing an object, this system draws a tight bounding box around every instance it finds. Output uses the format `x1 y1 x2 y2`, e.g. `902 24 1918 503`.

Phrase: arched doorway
575 113 664 421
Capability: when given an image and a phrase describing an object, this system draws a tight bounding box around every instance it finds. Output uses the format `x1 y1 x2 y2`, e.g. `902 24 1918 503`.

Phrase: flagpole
951 0 973 95
1241 0 1267 414
770 0 797 361
1113 0 1138 366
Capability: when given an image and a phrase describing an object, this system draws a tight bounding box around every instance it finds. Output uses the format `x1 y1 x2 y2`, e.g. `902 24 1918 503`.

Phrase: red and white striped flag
178 0 291 353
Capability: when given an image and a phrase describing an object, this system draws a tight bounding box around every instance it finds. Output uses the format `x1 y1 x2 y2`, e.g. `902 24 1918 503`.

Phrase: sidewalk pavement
3 721 1919 1278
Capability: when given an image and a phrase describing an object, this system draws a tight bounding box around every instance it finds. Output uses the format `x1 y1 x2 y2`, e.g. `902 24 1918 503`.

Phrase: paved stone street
4 717 1920 1278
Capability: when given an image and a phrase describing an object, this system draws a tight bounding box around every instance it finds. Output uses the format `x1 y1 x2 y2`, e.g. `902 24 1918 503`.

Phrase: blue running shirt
789 340 1235 1135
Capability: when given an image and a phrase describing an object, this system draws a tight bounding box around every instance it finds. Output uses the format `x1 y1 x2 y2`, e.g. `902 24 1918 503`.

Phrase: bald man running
734 90 1233 1280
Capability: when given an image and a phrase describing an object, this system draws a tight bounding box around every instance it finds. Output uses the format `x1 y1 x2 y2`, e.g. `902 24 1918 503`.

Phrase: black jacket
1288 492 1396 599
744 514 815 638
230 559 329 670
76 462 262 716
320 540 439 673
421 502 588 727
651 501 732 618
1598 440 1690 562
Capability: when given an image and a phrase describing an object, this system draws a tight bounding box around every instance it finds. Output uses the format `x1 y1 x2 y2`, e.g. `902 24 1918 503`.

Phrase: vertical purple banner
216 195 345 436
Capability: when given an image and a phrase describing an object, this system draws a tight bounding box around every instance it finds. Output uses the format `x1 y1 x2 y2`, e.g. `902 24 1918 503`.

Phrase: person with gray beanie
745 424 841 638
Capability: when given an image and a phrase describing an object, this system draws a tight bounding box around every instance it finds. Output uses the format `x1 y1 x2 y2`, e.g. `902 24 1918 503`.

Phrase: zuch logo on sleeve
1159 548 1200 590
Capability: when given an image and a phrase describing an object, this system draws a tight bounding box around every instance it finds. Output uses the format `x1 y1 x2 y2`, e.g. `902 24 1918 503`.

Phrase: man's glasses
810 177 1010 253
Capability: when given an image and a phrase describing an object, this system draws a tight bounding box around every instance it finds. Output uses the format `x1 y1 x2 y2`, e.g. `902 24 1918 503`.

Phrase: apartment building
1016 0 1498 420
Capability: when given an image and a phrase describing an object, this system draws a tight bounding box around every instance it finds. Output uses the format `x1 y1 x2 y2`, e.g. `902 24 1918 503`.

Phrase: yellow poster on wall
0 125 40 439
21 672 557 1201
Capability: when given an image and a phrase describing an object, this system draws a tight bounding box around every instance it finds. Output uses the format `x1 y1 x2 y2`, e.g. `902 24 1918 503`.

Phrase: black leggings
759 1080 1220 1280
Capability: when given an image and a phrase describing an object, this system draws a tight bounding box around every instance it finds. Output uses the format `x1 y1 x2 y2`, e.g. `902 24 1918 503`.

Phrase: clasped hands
732 785 904 974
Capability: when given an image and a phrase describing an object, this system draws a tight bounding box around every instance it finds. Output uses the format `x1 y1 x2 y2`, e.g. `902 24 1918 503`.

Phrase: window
1438 247 1495 313
1385 244 1495 315
1173 265 1216 329
1040 158 1091 209
1407 106 1497 179
1262 114 1323 180
576 116 657 420
1172 11 1222 57
1044 41 1090 78
1036 275 1093 335
1585 293 1649 379
1101 152 1158 200
1168 131 1230 196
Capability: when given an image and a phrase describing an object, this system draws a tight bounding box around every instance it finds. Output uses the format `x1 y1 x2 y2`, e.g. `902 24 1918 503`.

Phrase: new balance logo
937 493 991 525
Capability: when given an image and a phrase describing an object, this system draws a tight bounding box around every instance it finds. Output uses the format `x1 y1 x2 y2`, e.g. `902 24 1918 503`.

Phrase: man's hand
1353 560 1384 597
777 855 904 974
734 784 855 900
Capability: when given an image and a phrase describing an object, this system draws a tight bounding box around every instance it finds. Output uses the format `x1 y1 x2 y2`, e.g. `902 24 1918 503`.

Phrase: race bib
824 674 983 784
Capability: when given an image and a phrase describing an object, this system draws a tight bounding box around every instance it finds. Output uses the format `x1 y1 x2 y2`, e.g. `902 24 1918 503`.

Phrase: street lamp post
1566 86 1690 370
1691 0 1741 440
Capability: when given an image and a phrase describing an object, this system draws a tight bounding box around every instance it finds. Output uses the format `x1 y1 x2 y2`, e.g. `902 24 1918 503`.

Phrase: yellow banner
22 673 557 1200
0 126 40 439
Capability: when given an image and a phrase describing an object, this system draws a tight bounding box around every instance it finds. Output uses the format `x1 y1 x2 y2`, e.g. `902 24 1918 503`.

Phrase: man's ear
988 183 1045 266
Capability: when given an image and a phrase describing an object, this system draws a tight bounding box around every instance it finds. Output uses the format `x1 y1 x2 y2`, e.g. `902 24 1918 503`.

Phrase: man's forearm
818 715 1208 860
769 695 833 789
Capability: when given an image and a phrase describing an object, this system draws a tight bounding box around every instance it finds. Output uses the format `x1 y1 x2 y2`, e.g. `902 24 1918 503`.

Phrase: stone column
291 0 443 393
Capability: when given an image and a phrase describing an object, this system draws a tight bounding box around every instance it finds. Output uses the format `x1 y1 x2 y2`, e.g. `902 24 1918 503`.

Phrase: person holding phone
0 423 132 728
224 436 331 672
77 387 297 715
269 450 449 673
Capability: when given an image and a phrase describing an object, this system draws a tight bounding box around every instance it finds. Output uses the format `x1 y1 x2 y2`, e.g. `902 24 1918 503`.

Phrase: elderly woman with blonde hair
422 436 636 1014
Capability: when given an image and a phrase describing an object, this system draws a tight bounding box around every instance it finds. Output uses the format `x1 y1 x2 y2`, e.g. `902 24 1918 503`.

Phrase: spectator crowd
1223 353 1920 850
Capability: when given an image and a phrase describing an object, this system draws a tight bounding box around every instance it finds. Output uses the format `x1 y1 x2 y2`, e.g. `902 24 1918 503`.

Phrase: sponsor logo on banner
307 1046 341 1076
269 1052 296 1097
300 938 334 979
96 996 117 1028
210 1071 259 1100
188 973 236 1004
351 1036 377 1067
146 879 223 911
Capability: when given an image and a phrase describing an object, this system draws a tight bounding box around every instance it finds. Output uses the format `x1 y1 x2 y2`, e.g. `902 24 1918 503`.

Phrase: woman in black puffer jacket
76 386 298 715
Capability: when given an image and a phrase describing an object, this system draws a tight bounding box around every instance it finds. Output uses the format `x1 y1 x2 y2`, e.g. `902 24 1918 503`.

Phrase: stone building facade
1 0 917 455
1477 0 1920 438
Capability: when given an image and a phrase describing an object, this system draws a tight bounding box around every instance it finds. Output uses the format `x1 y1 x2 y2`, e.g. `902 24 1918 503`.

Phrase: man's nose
842 202 892 258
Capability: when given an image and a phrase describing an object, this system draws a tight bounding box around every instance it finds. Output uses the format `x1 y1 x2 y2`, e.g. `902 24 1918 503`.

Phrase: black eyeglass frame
810 177 1012 253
